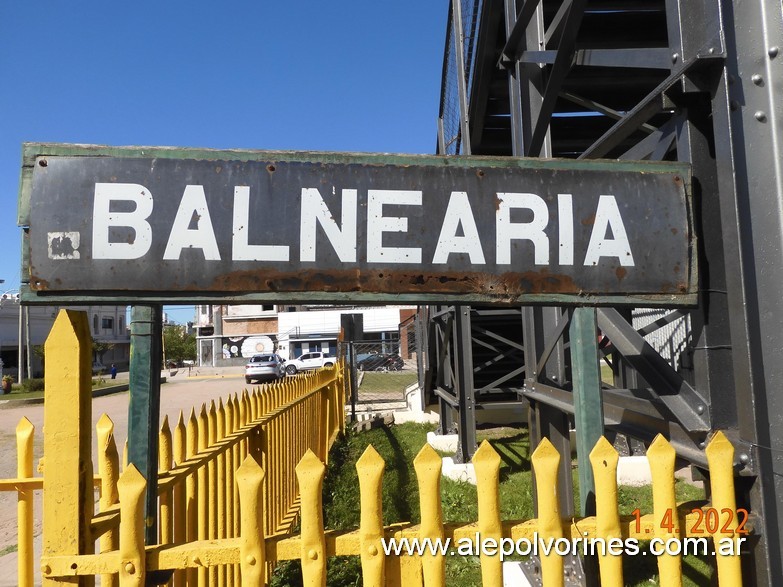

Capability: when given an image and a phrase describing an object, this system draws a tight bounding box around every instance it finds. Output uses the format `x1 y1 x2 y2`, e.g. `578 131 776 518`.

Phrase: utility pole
212 304 222 367
17 303 23 383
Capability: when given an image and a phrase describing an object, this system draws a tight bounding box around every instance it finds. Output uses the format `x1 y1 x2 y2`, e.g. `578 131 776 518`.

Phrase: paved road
0 366 249 586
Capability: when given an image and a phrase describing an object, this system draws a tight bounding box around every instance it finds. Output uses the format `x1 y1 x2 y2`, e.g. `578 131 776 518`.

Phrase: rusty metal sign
19 143 695 306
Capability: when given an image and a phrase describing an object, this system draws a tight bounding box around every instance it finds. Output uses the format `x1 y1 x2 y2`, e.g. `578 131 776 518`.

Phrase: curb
0 378 168 409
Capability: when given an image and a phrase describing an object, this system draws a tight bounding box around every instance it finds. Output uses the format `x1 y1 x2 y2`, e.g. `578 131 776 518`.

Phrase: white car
284 352 335 375
245 354 286 383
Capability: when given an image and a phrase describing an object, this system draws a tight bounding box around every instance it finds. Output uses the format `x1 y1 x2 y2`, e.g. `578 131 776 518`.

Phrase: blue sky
0 1 447 323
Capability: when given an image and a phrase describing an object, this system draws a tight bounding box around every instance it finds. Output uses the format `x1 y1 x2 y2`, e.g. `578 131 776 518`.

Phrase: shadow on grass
379 424 415 524
486 430 531 482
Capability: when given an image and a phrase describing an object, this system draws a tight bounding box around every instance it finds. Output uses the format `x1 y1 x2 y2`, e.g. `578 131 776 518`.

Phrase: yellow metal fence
0 310 345 586
218 433 744 587
1 310 749 586
2 421 747 586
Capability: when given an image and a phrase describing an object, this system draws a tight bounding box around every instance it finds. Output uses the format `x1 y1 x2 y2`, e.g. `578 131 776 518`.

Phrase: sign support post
570 307 604 516
128 305 163 546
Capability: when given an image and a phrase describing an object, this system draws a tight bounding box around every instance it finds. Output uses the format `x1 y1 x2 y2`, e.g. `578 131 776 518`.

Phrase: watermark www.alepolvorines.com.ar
381 532 747 562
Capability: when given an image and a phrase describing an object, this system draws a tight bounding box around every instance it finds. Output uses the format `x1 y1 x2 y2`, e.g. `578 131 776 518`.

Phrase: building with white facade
0 295 130 379
194 304 415 367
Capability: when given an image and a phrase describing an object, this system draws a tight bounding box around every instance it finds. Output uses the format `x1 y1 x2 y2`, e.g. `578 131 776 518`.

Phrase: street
0 366 248 586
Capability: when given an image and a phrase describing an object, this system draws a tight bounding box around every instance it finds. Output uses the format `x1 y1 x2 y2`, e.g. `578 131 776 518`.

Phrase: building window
93 315 99 334
102 317 114 331
119 317 124 333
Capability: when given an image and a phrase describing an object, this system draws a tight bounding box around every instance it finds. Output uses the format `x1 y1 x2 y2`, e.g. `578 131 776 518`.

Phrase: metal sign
19 143 695 305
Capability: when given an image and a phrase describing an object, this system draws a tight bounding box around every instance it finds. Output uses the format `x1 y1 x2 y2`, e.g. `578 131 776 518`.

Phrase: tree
92 339 115 365
163 325 196 365
33 344 45 374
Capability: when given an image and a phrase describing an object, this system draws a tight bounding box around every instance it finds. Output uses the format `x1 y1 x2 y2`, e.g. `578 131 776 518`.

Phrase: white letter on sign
367 190 422 264
92 183 153 259
583 195 635 266
558 194 574 266
496 193 549 265
233 186 289 261
299 188 357 262
432 192 485 264
163 185 221 260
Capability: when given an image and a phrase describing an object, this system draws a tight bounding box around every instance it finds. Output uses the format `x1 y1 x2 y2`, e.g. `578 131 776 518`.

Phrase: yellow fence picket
357 445 386 586
237 455 265 586
197 404 209 586
16 417 35 587
172 413 187 587
296 450 327 586
118 465 147 587
473 440 503 587
588 436 623 587
159 416 173 549
531 437 564 587
216 399 228 587
705 431 743 586
41 310 94 587
207 402 219 585
185 408 198 586
414 443 445 587
648 435 682 586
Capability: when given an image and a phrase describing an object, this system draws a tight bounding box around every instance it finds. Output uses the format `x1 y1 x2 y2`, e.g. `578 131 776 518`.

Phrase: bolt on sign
18 143 695 306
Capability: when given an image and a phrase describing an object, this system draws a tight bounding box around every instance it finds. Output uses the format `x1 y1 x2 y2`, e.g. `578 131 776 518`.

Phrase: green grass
272 423 712 586
357 371 418 394
0 544 18 557
0 378 127 401
601 362 614 384
1 387 45 401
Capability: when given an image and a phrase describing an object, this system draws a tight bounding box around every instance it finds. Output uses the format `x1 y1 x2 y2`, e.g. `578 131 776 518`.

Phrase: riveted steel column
523 307 574 518
570 307 603 516
128 305 163 546
714 0 783 581
454 305 477 462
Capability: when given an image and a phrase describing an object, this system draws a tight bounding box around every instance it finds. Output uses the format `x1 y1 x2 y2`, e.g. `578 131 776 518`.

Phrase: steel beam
597 308 710 431
527 0 588 157
517 48 672 69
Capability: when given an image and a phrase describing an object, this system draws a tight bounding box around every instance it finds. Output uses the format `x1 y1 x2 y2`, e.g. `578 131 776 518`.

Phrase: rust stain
615 267 627 281
671 227 678 235
658 281 689 294
206 267 581 300
29 275 50 291
581 213 596 226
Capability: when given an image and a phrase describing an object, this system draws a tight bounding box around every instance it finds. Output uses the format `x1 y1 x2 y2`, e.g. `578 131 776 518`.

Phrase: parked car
357 353 404 372
245 354 286 383
284 351 335 375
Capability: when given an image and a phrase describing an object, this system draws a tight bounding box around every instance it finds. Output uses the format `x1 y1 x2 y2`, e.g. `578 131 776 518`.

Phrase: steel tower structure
427 1 783 582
